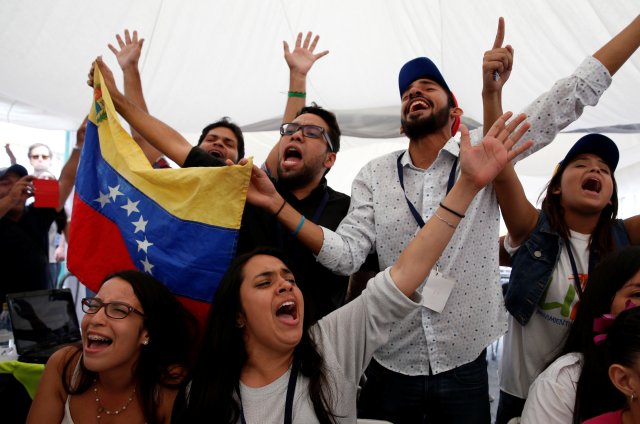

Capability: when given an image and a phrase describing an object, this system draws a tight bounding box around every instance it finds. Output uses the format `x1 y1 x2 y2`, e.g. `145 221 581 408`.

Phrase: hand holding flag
70 61 252 322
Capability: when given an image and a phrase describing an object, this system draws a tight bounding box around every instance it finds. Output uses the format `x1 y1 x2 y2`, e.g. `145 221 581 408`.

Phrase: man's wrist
481 89 502 98
120 62 140 72
270 195 286 215
288 72 307 89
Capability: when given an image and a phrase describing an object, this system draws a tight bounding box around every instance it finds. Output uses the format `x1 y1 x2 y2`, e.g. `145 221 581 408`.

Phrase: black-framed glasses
279 123 334 152
30 154 50 160
81 298 145 319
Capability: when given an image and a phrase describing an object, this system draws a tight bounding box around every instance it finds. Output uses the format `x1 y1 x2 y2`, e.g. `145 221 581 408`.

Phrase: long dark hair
559 247 640 423
540 157 619 256
175 247 338 423
61 270 199 424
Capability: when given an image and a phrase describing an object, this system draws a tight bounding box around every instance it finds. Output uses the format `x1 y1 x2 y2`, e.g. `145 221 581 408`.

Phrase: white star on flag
94 192 110 209
136 237 154 253
108 184 124 201
132 216 148 233
121 198 140 216
140 257 154 274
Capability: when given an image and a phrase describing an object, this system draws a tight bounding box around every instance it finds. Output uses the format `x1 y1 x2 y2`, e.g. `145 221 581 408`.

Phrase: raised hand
284 32 329 77
89 57 124 102
4 143 16 165
459 112 532 190
108 29 144 71
482 17 514 94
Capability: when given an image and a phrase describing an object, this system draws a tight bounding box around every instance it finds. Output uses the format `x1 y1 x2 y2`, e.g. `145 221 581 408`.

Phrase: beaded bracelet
434 211 457 230
288 91 306 98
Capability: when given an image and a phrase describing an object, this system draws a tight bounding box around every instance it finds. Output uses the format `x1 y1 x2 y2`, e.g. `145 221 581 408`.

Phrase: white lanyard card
421 269 456 313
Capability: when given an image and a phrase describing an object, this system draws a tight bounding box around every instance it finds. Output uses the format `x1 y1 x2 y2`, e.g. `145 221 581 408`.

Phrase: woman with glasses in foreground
27 270 199 424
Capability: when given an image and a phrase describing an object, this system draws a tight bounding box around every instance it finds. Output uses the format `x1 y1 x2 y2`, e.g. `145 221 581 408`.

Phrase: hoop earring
631 392 638 402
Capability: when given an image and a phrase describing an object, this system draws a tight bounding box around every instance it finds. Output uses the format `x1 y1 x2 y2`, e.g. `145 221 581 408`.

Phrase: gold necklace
92 379 136 421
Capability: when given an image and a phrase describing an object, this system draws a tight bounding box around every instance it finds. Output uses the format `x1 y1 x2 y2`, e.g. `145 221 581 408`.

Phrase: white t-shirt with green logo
499 230 589 399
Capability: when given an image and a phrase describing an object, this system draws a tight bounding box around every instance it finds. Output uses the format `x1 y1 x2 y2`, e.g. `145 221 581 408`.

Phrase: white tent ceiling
1 1 639 221
1 0 639 133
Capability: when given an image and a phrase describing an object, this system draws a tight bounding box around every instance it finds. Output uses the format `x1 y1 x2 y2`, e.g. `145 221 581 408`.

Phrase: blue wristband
292 215 306 237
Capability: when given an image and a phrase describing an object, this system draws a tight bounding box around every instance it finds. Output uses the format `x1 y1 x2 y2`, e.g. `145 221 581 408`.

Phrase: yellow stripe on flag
88 66 251 229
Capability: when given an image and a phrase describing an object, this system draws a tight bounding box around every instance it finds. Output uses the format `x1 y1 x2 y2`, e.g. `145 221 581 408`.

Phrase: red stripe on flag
68 193 136 292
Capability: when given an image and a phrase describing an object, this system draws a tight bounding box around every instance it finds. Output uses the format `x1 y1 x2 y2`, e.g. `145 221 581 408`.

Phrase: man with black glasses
179 103 350 319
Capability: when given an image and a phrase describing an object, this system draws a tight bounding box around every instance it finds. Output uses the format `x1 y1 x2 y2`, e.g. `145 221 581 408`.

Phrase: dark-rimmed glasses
81 297 145 319
279 123 334 152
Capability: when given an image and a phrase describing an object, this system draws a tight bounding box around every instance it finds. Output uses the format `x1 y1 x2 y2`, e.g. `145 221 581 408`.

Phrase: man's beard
401 105 451 139
277 157 325 191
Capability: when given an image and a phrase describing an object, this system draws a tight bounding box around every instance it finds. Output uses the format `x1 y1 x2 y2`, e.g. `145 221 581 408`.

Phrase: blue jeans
495 390 526 424
358 350 490 424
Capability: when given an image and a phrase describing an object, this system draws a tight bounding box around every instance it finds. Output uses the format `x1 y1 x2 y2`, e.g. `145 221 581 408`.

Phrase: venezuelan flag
68 66 251 323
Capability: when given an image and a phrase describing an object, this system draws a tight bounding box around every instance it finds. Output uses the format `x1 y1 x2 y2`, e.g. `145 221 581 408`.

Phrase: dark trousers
495 390 526 424
358 350 490 424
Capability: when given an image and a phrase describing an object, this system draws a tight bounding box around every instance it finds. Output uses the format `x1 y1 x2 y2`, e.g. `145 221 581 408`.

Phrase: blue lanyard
396 151 458 228
564 239 587 299
238 359 299 424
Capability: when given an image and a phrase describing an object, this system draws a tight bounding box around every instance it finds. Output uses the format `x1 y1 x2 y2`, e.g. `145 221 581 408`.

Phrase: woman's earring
631 392 638 402
143 339 149 346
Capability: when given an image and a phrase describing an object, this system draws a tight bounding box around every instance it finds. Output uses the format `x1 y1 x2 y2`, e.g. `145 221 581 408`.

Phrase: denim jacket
505 211 630 326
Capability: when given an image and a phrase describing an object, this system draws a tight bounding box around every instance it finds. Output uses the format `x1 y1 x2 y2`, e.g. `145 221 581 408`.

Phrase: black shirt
0 205 56 303
184 146 351 319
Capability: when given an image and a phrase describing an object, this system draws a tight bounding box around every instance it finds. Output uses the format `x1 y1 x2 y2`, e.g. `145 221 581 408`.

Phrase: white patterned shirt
317 56 611 375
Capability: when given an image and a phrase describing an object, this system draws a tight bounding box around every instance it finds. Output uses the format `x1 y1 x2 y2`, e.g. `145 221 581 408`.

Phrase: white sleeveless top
62 396 75 424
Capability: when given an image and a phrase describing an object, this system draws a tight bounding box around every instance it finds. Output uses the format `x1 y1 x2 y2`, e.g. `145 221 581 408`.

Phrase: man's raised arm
264 32 328 175
89 58 192 167
108 29 166 166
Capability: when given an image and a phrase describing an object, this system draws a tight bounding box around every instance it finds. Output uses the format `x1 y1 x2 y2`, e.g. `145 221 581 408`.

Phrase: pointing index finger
493 17 505 49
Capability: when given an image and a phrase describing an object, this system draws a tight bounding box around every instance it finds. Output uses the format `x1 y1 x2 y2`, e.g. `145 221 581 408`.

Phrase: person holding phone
0 119 86 303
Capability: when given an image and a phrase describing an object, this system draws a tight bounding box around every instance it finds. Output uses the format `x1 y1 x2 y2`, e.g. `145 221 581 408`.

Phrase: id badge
421 269 456 313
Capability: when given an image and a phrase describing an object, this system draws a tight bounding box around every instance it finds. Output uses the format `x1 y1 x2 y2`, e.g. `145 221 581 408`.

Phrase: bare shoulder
49 345 81 365
26 345 81 423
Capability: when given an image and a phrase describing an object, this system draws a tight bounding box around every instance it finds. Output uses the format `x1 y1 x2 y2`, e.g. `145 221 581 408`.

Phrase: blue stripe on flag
75 122 237 302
